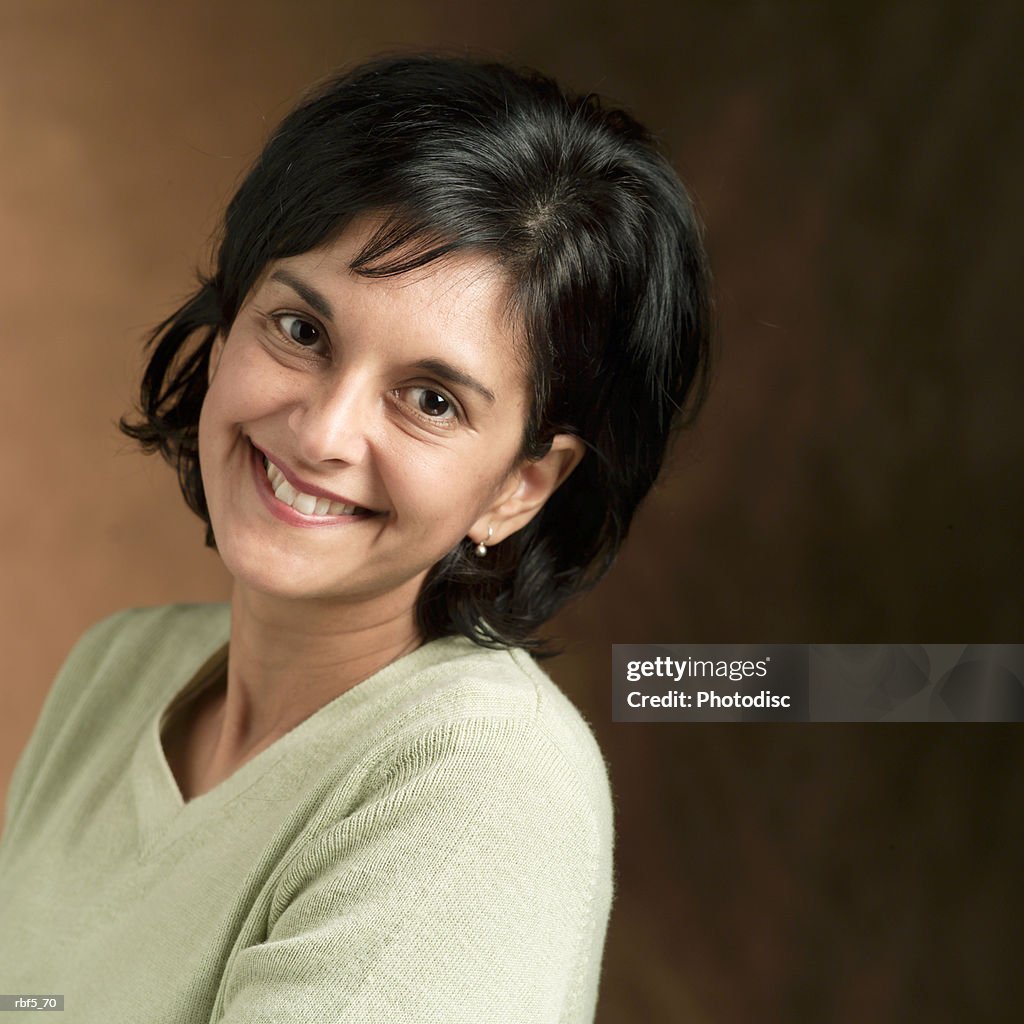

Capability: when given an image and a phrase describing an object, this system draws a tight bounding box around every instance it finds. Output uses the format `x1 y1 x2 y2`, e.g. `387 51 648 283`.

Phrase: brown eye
278 314 321 347
394 386 460 427
418 389 450 417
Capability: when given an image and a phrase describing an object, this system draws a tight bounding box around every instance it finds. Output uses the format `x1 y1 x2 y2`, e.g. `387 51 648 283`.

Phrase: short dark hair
119 51 713 656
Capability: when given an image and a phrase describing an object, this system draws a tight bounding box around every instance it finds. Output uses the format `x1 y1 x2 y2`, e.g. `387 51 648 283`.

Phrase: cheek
197 348 266 495
405 455 508 535
203 344 282 428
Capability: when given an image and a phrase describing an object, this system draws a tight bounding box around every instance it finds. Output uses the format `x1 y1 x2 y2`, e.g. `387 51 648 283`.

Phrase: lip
249 442 379 528
250 440 378 511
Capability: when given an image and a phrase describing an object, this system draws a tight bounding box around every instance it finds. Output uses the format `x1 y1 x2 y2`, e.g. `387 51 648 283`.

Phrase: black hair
119 51 713 656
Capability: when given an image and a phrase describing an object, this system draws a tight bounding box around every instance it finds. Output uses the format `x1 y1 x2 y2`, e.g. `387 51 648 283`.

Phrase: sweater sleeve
214 716 608 1024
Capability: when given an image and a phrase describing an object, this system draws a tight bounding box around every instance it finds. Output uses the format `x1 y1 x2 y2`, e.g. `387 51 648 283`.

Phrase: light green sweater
0 603 614 1022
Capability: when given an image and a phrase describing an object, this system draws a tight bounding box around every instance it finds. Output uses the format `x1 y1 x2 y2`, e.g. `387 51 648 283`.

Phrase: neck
215 580 425 762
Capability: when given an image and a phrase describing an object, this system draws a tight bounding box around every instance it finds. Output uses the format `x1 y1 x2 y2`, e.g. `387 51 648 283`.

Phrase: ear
468 434 586 548
208 331 227 386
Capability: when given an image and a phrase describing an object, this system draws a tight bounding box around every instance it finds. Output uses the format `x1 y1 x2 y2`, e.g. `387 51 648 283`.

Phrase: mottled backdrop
2 2 1021 1021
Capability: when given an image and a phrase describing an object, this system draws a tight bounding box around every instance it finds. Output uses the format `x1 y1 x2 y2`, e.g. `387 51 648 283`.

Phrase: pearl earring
475 526 494 557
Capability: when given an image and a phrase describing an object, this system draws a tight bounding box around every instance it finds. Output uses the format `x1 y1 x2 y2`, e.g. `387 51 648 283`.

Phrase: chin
213 532 335 601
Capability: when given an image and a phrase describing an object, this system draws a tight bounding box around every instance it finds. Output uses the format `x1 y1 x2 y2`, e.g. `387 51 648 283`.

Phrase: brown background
2 2 1022 1021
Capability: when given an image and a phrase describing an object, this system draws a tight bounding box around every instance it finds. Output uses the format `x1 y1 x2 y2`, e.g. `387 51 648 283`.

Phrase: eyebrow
411 358 496 405
268 268 497 405
270 269 335 322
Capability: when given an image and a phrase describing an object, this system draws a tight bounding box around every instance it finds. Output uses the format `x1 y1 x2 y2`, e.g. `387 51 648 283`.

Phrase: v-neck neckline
129 615 472 858
158 643 229 805
131 637 256 858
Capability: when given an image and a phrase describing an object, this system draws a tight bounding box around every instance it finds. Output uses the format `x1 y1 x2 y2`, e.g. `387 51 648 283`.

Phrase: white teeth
261 452 367 518
292 492 318 515
273 478 299 505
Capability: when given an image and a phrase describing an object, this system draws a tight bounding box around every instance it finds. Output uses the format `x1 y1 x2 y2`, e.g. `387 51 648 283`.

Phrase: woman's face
198 220 564 617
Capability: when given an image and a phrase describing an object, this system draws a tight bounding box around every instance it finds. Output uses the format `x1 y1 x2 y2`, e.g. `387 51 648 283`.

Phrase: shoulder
384 636 604 743
45 602 230 717
56 602 228 659
74 601 230 653
3 602 228 832
347 635 614 840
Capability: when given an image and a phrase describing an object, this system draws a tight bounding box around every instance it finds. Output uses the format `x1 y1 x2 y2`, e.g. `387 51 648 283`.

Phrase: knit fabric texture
0 603 615 1022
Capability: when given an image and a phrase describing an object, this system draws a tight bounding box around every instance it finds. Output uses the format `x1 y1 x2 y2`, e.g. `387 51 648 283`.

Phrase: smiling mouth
259 453 378 518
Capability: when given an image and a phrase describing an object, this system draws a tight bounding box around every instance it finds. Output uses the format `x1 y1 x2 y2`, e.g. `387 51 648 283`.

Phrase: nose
287 371 374 466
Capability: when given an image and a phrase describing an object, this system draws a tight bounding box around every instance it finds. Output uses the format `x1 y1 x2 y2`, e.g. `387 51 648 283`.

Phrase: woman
0 53 711 1022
